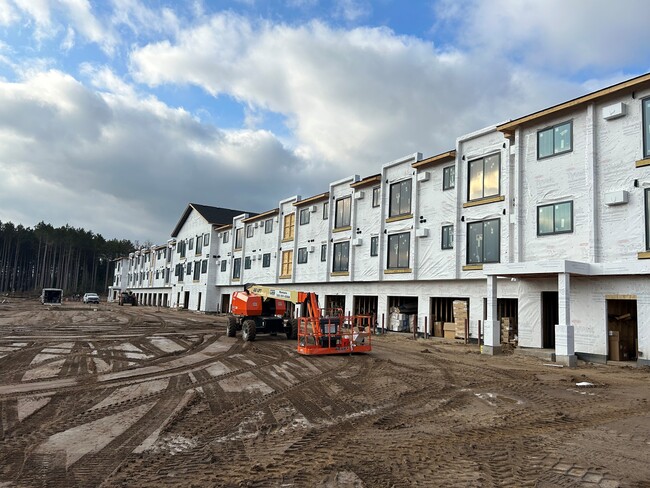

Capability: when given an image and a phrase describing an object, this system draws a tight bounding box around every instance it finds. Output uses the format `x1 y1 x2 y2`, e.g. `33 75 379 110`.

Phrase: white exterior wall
330 178 356 284
294 200 329 283
215 227 233 287
352 185 381 281
240 213 280 284
278 196 299 285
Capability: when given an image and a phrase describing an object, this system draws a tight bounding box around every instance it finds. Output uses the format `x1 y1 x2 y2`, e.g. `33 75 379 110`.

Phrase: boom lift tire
287 319 298 340
226 316 237 338
242 319 257 342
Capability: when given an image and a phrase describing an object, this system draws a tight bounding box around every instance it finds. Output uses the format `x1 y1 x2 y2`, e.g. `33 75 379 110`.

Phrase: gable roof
171 203 254 237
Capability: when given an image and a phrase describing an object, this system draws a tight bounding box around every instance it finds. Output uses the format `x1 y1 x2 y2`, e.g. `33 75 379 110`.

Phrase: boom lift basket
297 313 372 355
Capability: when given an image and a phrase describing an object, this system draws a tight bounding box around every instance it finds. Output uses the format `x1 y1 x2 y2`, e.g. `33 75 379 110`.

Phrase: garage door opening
607 299 638 362
482 298 518 344
354 296 378 327
541 291 557 349
325 295 346 315
429 297 468 338
388 296 418 332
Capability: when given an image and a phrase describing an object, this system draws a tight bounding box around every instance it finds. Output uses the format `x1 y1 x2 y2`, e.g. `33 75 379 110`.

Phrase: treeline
0 221 135 296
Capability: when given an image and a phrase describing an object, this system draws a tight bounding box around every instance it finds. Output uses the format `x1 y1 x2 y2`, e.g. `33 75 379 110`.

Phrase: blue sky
1 0 650 244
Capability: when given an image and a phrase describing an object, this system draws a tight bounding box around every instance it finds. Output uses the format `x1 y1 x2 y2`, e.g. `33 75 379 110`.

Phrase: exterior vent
415 228 429 238
310 205 318 212
352 238 363 246
354 191 364 200
416 171 429 182
604 190 629 206
308 246 315 253
602 102 626 120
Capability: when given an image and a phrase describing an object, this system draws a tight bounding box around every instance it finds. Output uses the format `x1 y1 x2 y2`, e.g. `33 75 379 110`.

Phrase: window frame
537 201 574 236
323 201 329 220
389 179 412 218
332 241 350 273
281 250 293 277
234 228 243 249
204 234 209 246
283 213 295 240
644 98 650 159
372 187 381 207
443 165 455 191
264 219 273 234
320 244 327 262
220 260 227 272
193 261 201 280
262 253 271 268
441 225 454 250
299 208 310 225
370 236 378 256
188 237 194 251
467 153 501 202
201 259 208 274
244 256 251 269
334 196 351 229
195 235 203 255
246 224 253 238
297 247 308 264
222 231 229 244
466 218 501 265
232 258 241 279
387 232 410 269
537 120 573 160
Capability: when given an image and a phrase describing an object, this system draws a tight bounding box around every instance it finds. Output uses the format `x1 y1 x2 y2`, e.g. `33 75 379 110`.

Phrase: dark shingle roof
170 203 254 237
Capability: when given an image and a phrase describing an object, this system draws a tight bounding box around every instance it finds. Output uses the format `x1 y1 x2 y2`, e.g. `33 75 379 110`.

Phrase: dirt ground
0 299 649 487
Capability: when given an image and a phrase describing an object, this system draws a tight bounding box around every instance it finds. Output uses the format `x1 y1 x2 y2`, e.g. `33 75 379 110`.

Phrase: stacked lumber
501 317 516 344
453 300 468 339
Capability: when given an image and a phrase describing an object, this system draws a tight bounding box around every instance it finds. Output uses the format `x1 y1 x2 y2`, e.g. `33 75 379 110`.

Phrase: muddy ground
0 299 649 487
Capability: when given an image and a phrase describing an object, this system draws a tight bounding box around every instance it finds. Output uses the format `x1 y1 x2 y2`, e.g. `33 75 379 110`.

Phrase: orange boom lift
230 284 372 355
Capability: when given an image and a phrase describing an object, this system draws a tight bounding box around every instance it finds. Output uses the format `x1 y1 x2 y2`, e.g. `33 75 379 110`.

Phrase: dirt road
0 299 648 487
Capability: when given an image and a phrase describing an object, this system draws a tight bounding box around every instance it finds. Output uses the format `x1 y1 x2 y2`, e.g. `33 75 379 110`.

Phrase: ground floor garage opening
541 291 558 349
388 296 418 332
220 294 230 313
325 295 346 315
482 297 518 344
607 298 638 361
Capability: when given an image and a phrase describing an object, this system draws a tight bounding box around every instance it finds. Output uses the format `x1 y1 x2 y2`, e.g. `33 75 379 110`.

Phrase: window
283 213 295 240
332 241 349 272
467 219 500 264
193 261 200 280
537 201 573 236
387 232 410 269
644 98 650 158
443 165 455 190
262 253 271 267
372 187 380 207
281 250 293 277
321 244 327 262
178 240 186 258
468 154 500 201
220 260 227 272
370 236 378 256
335 196 351 228
235 228 243 249
196 235 203 255
244 256 251 269
297 247 308 264
323 201 329 220
300 208 310 225
177 266 183 282
538 121 572 159
265 219 273 234
222 231 229 244
442 225 453 249
246 224 253 238
186 262 192 275
204 234 209 246
165 268 170 283
233 258 241 279
155 270 159 279
389 179 412 217
201 259 208 273
188 238 194 251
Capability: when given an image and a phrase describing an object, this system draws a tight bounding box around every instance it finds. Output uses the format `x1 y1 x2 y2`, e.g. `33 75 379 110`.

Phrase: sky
1 0 650 245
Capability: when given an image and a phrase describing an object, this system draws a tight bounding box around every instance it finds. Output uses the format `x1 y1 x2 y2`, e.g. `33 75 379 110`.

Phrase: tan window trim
462 264 483 271
636 158 650 168
234 247 242 251
605 294 638 300
330 271 349 277
333 226 352 233
232 278 240 282
638 251 650 259
463 195 505 208
279 274 292 279
385 214 413 223
281 238 294 243
384 268 412 274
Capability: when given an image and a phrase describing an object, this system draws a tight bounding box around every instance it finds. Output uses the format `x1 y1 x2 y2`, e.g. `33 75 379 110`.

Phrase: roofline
215 224 233 231
350 174 381 189
497 72 650 136
293 192 329 206
412 150 456 169
242 208 279 222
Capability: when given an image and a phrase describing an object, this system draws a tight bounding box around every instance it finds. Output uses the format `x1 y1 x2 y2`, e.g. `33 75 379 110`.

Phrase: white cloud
333 0 369 21
0 0 18 25
59 0 116 54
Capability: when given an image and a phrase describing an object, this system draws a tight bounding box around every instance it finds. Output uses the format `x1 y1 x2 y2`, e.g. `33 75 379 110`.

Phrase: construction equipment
119 290 137 306
229 283 371 355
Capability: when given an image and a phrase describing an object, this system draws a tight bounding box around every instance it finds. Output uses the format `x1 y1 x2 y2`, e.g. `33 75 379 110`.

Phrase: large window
644 98 650 158
441 225 453 249
297 247 308 264
235 228 243 249
537 201 573 236
193 261 200 280
372 187 380 207
195 235 203 255
370 236 378 256
232 258 241 279
323 201 329 220
244 256 251 269
468 154 500 201
262 253 271 267
265 219 273 234
281 250 293 277
300 208 310 225
188 238 194 251
467 219 500 264
389 179 412 217
246 225 253 238
387 232 410 269
201 259 208 273
443 165 455 190
335 197 351 228
204 234 209 246
222 231 229 244
321 244 327 262
538 121 572 159
220 260 227 272
332 241 350 272
283 214 295 240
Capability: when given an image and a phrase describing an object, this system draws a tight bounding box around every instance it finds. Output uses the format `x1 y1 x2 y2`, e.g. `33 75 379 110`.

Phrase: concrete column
482 275 501 355
555 272 577 367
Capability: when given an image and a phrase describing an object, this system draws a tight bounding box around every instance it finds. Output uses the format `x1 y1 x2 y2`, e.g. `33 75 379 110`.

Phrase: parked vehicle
83 293 100 304
40 288 63 305
119 290 137 306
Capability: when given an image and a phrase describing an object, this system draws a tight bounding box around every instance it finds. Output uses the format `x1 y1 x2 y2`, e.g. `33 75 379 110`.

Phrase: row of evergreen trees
0 221 135 296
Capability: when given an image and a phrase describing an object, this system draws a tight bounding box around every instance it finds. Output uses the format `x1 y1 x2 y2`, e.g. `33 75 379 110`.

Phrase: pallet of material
443 322 456 339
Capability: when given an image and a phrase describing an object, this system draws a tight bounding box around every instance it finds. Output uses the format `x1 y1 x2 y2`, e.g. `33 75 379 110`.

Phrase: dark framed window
297 247 308 264
389 179 412 217
235 228 243 249
262 253 271 267
165 268 170 283
179 240 186 258
186 262 192 275
441 225 453 249
193 261 200 280
538 121 572 159
265 219 273 233
188 238 194 251
387 232 410 269
323 201 329 220
467 219 500 264
370 236 378 256
372 187 380 207
443 165 455 190
332 241 349 272
204 234 209 246
232 258 241 279
537 201 573 236
196 235 203 255
201 259 208 273
220 260 227 272
222 231 229 244
321 244 327 262
244 256 251 269
468 154 500 201
335 197 351 228
246 224 253 238
300 208 310 225
155 270 159 279
642 97 650 158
